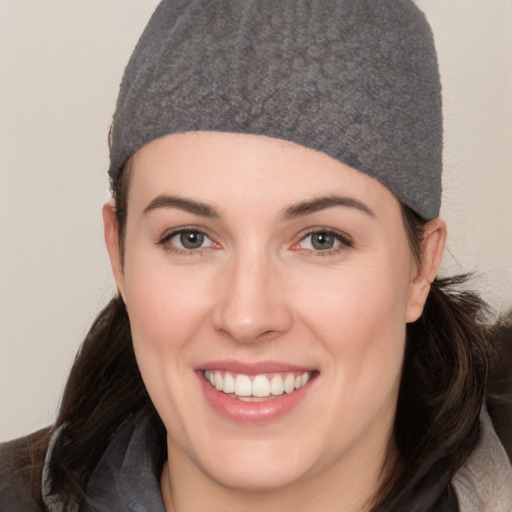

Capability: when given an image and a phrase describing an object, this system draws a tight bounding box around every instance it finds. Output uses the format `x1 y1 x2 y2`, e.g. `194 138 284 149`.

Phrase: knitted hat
108 0 442 220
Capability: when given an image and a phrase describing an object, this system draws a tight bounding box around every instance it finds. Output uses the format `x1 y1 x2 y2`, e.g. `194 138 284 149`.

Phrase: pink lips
197 360 316 424
200 360 312 374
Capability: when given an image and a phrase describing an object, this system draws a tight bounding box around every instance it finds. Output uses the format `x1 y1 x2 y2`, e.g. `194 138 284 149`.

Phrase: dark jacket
2 409 511 512
0 428 50 511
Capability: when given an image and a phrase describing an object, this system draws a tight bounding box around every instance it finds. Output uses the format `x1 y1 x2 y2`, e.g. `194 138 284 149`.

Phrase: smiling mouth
203 370 315 402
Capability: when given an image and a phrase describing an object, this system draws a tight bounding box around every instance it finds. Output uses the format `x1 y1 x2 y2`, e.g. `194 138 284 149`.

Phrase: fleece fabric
453 410 512 512
1 411 511 511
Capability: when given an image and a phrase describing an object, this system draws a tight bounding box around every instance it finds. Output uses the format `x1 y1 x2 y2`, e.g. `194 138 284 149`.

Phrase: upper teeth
204 370 312 398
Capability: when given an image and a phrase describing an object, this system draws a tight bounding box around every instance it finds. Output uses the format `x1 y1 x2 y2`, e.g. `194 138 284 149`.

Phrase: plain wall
1 1 511 441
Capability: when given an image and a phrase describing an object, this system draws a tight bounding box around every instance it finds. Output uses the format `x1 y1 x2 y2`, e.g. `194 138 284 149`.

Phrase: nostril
212 299 294 344
214 324 286 345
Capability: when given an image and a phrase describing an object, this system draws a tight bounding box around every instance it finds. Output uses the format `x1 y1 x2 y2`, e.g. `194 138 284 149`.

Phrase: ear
103 201 127 302
406 217 447 323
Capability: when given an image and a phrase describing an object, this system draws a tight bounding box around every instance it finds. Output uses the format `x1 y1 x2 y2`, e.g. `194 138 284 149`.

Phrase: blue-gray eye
309 232 336 250
158 228 215 253
298 230 351 252
178 230 206 249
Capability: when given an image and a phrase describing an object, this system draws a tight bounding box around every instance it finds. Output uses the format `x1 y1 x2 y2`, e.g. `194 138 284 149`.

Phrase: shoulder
0 428 51 512
487 316 512 460
453 411 512 512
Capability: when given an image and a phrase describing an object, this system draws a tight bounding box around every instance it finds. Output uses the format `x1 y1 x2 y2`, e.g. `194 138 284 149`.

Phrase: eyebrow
142 193 373 220
143 195 221 218
282 195 375 220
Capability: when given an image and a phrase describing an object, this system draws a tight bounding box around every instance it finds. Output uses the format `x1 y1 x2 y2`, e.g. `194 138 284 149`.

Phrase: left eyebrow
281 195 375 220
142 194 221 218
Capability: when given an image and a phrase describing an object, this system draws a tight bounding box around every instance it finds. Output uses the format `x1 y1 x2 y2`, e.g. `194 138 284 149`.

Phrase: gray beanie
109 0 442 220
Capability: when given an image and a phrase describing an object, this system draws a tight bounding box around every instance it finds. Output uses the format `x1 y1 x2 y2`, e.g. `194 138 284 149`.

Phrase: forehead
127 131 401 220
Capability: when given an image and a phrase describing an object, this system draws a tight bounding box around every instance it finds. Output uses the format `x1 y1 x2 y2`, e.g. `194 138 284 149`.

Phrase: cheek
299 254 410 346
123 248 213 351
296 257 411 421
121 248 215 412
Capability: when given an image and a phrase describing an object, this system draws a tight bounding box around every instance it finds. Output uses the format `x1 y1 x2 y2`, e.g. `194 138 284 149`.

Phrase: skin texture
103 131 446 512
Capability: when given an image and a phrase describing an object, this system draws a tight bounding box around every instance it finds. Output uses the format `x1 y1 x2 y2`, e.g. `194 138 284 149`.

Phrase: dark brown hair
46 164 497 511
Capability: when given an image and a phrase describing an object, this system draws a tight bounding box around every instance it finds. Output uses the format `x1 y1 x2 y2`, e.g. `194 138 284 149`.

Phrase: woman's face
105 132 441 495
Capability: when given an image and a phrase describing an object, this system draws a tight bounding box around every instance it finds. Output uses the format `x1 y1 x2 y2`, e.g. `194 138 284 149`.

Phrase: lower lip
199 373 313 424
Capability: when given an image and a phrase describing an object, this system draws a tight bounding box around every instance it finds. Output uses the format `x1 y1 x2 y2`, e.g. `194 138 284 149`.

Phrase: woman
1 1 511 511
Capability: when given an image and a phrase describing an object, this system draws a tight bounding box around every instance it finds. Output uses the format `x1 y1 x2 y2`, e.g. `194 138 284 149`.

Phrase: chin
198 448 313 492
168 423 326 493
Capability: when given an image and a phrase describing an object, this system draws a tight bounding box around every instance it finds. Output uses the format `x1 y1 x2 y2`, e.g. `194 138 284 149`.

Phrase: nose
212 250 293 344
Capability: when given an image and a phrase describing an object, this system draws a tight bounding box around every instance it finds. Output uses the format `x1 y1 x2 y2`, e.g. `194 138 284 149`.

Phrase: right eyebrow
281 195 375 220
142 194 221 218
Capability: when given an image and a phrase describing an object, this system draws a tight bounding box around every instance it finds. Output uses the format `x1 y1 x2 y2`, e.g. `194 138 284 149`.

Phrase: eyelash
157 227 216 255
156 227 353 256
294 228 353 256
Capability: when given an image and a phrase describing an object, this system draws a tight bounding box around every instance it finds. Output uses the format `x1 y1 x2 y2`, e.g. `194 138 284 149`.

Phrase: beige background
1 1 511 441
